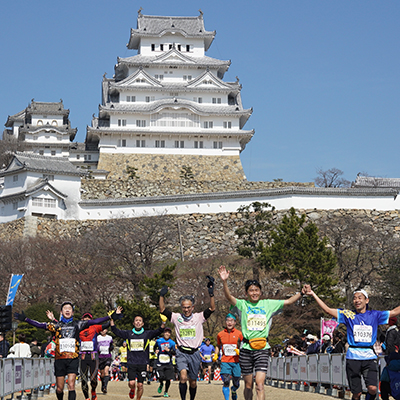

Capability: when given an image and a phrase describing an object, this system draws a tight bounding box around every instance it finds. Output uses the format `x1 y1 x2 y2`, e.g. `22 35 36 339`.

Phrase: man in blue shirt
155 328 176 398
199 338 215 383
306 286 400 400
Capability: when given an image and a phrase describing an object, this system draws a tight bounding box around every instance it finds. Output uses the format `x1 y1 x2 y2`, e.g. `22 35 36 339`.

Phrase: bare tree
0 136 26 168
319 215 400 306
314 167 351 188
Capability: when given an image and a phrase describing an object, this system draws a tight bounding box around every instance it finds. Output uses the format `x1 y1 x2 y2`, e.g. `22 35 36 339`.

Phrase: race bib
353 324 373 343
247 314 267 331
60 338 75 353
159 354 170 364
80 341 94 352
99 345 109 354
204 355 211 361
130 339 144 351
179 326 195 340
223 344 237 356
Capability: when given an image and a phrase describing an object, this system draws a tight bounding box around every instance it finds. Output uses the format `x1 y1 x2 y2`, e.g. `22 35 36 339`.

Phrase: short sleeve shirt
235 298 284 351
217 328 243 363
171 312 205 349
337 308 390 360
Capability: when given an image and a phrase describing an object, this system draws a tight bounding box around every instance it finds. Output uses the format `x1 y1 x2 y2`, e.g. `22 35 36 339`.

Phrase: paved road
68 380 334 400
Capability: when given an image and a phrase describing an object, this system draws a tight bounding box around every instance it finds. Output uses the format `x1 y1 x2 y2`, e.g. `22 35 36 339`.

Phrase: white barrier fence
266 354 387 394
0 358 55 399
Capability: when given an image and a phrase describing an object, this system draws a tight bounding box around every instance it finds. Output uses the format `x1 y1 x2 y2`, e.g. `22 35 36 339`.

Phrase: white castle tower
86 10 254 181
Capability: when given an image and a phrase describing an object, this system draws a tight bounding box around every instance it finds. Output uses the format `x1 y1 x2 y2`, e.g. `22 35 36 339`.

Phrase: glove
160 314 168 322
160 286 169 297
206 275 215 297
212 353 218 362
235 348 240 356
110 310 124 320
14 311 26 321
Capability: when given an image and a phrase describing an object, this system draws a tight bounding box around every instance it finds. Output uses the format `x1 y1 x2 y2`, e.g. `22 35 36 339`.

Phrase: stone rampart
97 153 247 181
1 209 400 260
81 179 314 199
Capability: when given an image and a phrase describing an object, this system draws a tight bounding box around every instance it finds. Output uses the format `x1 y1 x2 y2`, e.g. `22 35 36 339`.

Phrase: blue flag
6 274 24 306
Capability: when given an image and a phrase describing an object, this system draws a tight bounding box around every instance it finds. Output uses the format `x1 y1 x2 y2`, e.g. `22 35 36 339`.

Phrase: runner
218 265 307 400
119 341 128 380
155 327 176 398
199 338 215 383
110 307 165 400
97 328 114 394
305 286 400 400
147 339 157 384
14 302 114 400
159 275 216 400
214 313 243 400
79 312 110 400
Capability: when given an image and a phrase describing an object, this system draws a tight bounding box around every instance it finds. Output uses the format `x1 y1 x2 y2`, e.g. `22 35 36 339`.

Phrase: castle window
52 120 58 126
223 121 232 129
174 141 184 148
155 140 165 148
194 141 203 149
204 121 213 129
118 139 126 147
44 198 57 208
13 175 18 182
51 150 56 156
37 120 43 126
136 140 146 147
169 44 173 50
213 141 223 149
155 75 164 81
76 154 80 159
127 96 136 102
177 44 181 51
186 45 190 52
212 98 222 104
160 44 164 51
146 96 150 102
136 120 146 127
198 97 202 104
151 113 199 128
151 44 155 51
39 150 44 155
118 119 127 127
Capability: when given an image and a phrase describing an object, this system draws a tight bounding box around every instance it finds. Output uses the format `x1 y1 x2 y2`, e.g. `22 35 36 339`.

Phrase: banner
320 317 338 340
6 274 24 306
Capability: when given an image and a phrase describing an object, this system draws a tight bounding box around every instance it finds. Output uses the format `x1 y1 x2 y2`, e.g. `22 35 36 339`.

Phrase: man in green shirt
218 265 307 400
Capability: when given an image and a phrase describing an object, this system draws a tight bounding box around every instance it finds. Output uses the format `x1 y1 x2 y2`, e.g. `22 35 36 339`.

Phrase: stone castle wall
1 209 399 260
97 153 247 181
81 178 314 199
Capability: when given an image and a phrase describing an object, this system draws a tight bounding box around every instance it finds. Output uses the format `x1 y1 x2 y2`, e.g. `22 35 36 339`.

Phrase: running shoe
129 388 135 399
147 380 151 385
102 387 107 394
157 384 163 394
231 390 237 400
91 391 97 400
163 393 169 398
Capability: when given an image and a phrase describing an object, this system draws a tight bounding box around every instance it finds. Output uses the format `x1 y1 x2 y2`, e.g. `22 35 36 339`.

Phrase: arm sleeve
25 318 48 330
101 321 111 331
111 325 131 340
203 308 214 320
162 309 172 321
88 316 110 326
149 327 165 339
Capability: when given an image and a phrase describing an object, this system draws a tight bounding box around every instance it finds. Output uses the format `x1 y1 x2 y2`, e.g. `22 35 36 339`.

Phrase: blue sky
1 1 399 183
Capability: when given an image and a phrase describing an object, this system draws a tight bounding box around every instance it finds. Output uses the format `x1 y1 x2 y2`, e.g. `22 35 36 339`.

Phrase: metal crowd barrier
0 358 55 399
266 354 387 396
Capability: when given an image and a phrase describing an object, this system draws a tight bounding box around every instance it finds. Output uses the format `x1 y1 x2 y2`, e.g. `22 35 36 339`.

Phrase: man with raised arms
218 265 307 400
110 307 165 400
159 276 216 400
14 302 113 400
305 285 400 400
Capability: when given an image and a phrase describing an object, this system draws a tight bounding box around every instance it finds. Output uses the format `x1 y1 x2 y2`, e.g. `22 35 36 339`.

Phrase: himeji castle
86 10 254 180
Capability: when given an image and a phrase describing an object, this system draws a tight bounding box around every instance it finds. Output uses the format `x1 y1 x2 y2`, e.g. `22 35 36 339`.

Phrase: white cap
353 289 368 299
322 334 331 340
306 334 315 340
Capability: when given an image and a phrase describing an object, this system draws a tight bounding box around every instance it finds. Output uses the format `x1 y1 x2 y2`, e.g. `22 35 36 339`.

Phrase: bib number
80 341 94 352
179 327 195 340
247 314 267 331
353 325 373 343
159 354 170 364
130 339 144 351
60 338 75 353
223 344 237 356
204 355 211 361
99 345 109 354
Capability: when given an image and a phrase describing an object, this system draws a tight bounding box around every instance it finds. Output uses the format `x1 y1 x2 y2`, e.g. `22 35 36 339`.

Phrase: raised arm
389 305 400 318
283 285 308 306
305 285 338 319
207 275 216 311
218 265 237 306
159 286 168 313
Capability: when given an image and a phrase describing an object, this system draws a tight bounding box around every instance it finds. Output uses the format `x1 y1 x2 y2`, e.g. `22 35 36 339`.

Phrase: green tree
235 202 275 280
258 207 339 300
